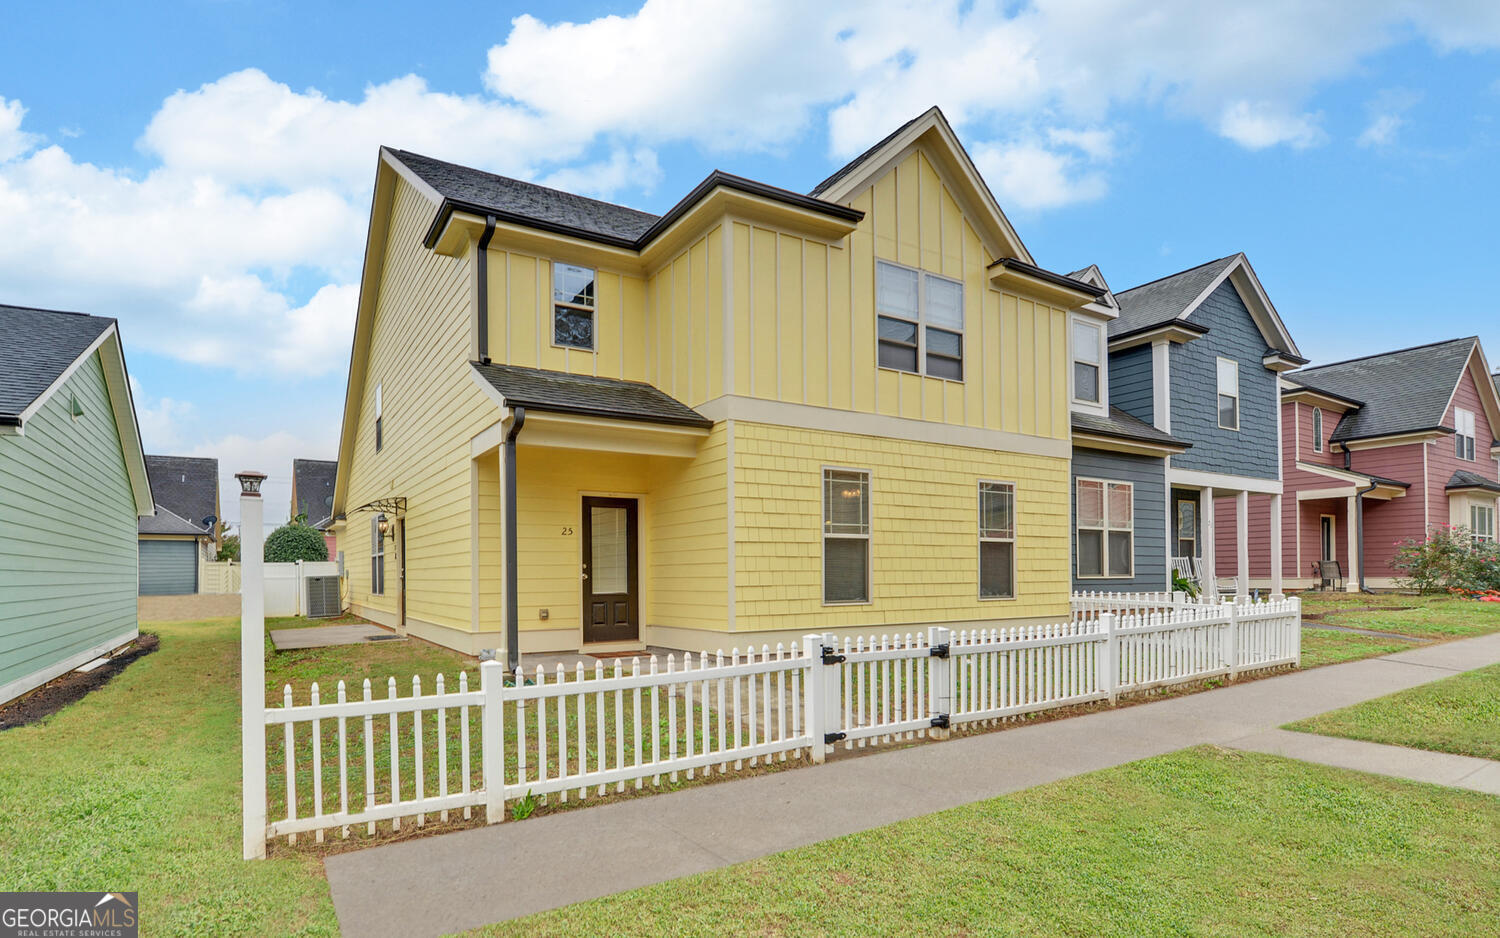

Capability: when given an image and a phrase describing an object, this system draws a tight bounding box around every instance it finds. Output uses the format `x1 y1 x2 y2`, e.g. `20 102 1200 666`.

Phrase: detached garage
137 454 219 596
137 533 200 595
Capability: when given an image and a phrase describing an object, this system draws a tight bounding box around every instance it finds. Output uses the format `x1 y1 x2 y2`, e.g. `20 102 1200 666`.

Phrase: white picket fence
253 597 1300 845
1070 589 1208 617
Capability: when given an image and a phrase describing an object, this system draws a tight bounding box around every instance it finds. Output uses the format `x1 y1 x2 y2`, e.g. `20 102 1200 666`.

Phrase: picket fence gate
251 594 1300 845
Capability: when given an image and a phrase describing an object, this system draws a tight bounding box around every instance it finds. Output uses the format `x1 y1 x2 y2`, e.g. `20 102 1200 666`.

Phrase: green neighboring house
0 303 153 705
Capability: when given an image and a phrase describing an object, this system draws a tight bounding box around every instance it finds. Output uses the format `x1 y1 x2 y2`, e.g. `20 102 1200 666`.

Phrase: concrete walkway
1231 729 1500 795
323 631 1500 938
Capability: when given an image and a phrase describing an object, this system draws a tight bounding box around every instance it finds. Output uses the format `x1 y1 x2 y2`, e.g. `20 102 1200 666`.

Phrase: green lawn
471 746 1500 938
1298 591 1500 668
3 619 1498 937
1287 663 1500 761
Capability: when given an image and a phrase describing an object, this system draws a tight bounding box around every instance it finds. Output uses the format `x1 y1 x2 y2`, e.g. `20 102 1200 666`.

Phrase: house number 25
561 526 574 536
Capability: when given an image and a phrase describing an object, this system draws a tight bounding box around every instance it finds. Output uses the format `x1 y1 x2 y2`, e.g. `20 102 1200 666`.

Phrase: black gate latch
930 714 950 729
929 643 950 659
824 731 847 743
821 645 846 665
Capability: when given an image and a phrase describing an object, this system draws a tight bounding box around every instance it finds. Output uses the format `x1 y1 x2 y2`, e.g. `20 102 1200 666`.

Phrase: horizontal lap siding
0 353 137 689
732 421 1069 632
1213 494 1275 578
345 177 493 634
1429 366 1500 531
1346 442 1427 577
1172 281 1278 479
1070 447 1169 592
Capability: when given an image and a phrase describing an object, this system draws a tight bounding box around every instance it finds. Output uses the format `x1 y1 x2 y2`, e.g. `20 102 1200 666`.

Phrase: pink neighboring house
1213 337 1500 591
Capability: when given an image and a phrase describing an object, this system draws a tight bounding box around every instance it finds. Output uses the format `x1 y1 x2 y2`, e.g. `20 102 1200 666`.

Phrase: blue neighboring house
1064 266 1190 594
1104 254 1306 597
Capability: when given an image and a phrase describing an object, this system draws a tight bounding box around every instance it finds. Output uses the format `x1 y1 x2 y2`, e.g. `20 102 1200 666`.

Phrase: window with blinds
1077 479 1133 578
823 468 870 604
979 481 1016 599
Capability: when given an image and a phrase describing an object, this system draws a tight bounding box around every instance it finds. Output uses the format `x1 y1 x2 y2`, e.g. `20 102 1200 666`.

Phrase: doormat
588 651 648 660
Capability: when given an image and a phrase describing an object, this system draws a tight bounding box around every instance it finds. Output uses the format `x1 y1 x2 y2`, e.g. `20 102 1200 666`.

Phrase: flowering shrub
1392 524 1500 593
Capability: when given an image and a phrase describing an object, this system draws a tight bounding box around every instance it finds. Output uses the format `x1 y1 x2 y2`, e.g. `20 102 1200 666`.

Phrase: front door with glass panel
581 497 638 644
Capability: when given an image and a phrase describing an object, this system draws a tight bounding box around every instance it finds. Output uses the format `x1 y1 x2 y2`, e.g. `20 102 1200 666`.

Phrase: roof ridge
808 108 932 197
0 301 114 321
388 148 660 221
1296 336 1476 374
1114 255 1237 297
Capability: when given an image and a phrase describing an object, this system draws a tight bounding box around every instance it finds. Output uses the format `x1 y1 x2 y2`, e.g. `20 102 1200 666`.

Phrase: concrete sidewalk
1231 729 1500 795
323 631 1500 938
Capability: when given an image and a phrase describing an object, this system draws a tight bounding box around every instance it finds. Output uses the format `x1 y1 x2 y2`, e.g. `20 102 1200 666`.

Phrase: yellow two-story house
331 107 1107 660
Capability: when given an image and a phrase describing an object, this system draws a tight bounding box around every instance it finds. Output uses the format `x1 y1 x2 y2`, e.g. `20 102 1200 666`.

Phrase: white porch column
1235 490 1249 599
1345 493 1360 592
1269 492 1284 599
1201 489 1216 595
237 470 268 861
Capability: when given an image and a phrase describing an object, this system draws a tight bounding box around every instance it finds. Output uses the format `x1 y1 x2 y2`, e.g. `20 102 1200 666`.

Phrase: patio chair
1314 560 1343 592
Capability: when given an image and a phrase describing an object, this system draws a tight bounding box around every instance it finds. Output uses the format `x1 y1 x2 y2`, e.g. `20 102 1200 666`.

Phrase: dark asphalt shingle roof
139 504 212 537
142 455 218 534
808 111 926 197
1072 407 1189 450
1287 337 1478 442
1110 256 1237 338
471 362 712 429
292 458 338 527
1447 469 1500 493
390 149 661 243
0 303 116 419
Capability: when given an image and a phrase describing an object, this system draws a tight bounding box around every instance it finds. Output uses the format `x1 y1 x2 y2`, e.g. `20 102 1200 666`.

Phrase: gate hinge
929 642 950 659
821 645 846 665
930 714 950 729
824 731 847 744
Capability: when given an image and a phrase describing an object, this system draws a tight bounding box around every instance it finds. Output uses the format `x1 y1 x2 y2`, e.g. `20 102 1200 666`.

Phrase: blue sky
3 1 1499 527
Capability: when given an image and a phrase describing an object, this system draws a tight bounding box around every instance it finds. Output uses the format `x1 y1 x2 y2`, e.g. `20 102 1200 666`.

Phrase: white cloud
1217 101 1327 150
1357 87 1421 148
192 430 331 528
973 137 1108 211
1358 113 1404 147
129 375 195 452
540 148 663 199
0 97 39 163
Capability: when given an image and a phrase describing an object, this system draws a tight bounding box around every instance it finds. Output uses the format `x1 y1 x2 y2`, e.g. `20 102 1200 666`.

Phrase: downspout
476 215 497 364
503 407 525 674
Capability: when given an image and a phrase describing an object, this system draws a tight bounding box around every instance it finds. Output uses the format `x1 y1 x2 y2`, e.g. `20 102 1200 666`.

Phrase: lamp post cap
235 470 268 496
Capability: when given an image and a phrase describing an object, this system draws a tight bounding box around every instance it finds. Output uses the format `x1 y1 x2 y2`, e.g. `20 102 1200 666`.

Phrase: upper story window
1312 407 1324 453
1455 407 1476 461
1472 503 1496 543
823 468 871 604
1072 320 1102 403
374 382 383 452
1216 358 1239 431
552 263 596 350
876 260 964 381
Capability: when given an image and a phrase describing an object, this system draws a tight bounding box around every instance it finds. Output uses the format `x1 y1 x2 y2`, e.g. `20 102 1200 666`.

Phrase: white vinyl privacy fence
246 593 1300 847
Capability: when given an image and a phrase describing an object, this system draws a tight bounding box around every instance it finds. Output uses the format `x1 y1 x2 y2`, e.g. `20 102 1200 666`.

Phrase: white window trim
875 259 965 383
1070 318 1105 407
1216 357 1240 431
1320 514 1337 563
374 381 383 452
1455 407 1476 462
1175 498 1197 558
1076 477 1134 579
978 479 1018 601
551 260 598 352
821 465 872 606
370 515 386 596
1312 407 1323 454
1472 502 1496 543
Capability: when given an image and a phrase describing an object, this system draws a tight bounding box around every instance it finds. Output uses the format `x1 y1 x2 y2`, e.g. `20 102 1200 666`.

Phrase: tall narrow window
1472 503 1496 543
875 260 963 380
1217 358 1239 430
823 469 870 603
979 482 1016 599
1077 479 1134 578
1312 407 1324 453
552 262 596 350
374 382 383 452
370 516 386 595
1176 499 1197 558
1072 320 1101 403
1456 408 1476 461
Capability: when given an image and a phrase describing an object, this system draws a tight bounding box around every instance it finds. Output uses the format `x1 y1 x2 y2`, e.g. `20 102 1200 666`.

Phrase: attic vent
69 394 84 418
181 474 186 482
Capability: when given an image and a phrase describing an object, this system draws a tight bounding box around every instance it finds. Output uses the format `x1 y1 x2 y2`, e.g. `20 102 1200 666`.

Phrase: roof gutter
503 407 526 675
476 215 497 363
987 257 1107 298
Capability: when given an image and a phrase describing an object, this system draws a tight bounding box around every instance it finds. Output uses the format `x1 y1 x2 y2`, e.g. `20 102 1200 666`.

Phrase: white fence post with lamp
238 470 268 861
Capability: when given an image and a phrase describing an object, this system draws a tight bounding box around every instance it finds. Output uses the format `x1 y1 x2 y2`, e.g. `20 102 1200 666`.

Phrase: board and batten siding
0 352 138 702
343 176 500 645
1070 447 1169 592
1171 280 1279 479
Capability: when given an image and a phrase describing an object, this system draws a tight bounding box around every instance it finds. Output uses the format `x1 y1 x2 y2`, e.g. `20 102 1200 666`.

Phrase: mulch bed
0 633 159 731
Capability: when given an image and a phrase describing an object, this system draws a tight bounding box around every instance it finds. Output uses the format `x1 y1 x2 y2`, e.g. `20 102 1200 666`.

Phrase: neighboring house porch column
1269 492 1284 598
1201 489 1216 596
1235 490 1249 599
1345 493 1360 592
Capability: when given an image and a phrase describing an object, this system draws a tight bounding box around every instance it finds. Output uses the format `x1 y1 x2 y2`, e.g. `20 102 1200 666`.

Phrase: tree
217 533 241 562
264 520 329 563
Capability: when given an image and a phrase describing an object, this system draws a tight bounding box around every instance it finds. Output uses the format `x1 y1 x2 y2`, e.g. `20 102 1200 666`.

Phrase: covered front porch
1169 469 1285 599
1290 469 1410 592
468 362 723 669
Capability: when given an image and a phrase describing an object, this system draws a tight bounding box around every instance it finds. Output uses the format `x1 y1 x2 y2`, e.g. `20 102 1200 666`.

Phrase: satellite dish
202 515 218 527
